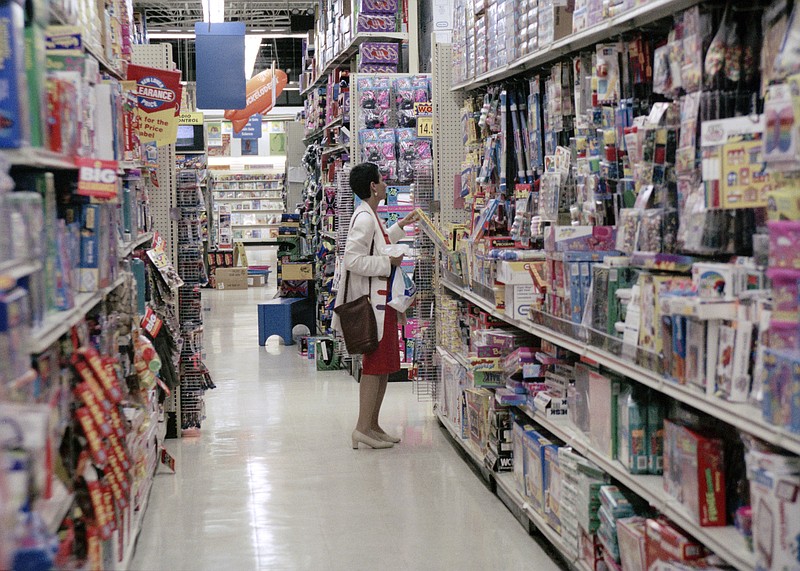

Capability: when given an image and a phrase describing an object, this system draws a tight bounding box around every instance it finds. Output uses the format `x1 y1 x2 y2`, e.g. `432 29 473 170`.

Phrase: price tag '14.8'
414 102 433 139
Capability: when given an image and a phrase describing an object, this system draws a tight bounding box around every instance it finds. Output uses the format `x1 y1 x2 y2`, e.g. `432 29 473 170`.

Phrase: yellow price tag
417 116 433 138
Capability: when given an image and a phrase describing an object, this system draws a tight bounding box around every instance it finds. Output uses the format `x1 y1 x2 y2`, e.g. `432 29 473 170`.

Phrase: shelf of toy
29 274 127 354
0 259 43 281
118 232 153 258
226 208 285 213
1 148 77 169
213 195 284 200
441 278 800 456
34 479 74 535
84 42 124 80
119 160 143 170
494 473 585 571
212 179 283 185
117 455 157 571
451 0 701 92
231 223 281 227
514 404 754 570
238 239 283 245
437 408 585 571
325 116 345 130
321 230 337 241
321 144 349 156
301 32 410 97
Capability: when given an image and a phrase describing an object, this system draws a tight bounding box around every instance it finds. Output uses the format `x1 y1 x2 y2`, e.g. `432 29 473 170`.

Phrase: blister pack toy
357 77 392 129
359 129 397 181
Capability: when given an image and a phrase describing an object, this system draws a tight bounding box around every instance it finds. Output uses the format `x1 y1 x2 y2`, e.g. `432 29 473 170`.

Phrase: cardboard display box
280 262 313 280
247 275 266 287
216 267 248 290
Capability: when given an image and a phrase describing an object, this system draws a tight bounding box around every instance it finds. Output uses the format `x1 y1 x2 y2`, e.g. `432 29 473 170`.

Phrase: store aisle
131 287 564 571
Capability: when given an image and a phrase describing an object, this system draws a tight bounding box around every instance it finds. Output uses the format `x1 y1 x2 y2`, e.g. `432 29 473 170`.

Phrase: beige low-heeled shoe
352 429 394 449
371 430 401 444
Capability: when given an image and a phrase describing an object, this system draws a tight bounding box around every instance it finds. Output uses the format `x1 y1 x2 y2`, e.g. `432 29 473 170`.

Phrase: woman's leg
356 373 382 434
370 374 389 433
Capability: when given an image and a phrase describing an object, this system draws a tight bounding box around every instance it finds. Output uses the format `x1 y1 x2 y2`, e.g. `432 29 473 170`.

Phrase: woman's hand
398 210 420 229
390 255 404 267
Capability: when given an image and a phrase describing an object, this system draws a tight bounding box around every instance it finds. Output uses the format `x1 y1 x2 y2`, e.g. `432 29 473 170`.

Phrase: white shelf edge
514 390 754 569
301 32 411 97
228 209 284 213
1 148 77 169
29 274 127 354
441 278 800 457
118 232 154 258
0 259 43 280
452 0 702 92
436 409 584 571
230 223 281 227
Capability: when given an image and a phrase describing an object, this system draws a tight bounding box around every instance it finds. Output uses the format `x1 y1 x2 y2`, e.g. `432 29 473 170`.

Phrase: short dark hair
349 162 380 200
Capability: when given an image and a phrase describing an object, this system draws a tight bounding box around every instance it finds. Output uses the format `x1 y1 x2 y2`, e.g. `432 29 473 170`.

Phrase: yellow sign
179 112 204 125
417 117 433 138
415 102 433 139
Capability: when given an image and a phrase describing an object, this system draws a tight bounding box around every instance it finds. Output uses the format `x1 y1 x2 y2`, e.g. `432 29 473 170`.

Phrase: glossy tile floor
131 284 564 571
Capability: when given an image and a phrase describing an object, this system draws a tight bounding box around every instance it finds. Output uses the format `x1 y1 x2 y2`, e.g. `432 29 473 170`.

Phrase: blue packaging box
0 0 30 148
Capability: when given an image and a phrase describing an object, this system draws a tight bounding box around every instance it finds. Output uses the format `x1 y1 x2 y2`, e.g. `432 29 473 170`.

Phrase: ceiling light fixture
244 36 262 79
148 32 308 39
251 28 266 32
201 0 225 23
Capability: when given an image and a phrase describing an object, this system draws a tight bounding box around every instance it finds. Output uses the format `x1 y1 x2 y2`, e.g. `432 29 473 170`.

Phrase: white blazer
332 202 406 342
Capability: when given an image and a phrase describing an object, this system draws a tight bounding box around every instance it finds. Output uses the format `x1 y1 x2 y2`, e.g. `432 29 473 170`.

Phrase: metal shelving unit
451 0 703 92
301 32 411 96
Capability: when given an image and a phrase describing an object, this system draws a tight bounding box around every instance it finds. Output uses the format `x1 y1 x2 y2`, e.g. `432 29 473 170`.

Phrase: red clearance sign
126 64 183 146
76 158 119 199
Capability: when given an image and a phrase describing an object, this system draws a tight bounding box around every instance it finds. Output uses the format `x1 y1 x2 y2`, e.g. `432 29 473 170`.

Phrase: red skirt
362 306 401 375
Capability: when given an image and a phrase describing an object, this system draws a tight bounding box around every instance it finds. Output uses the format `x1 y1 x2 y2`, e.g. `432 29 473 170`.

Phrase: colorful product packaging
663 420 727 526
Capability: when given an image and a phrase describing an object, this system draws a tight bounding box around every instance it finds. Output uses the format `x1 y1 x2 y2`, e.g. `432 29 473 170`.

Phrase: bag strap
342 210 375 304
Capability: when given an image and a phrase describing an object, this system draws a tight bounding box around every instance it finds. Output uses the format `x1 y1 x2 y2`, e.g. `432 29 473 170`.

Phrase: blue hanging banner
195 22 246 110
232 115 262 139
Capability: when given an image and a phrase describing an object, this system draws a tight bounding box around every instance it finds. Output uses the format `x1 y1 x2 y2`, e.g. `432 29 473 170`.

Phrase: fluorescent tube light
245 36 262 79
202 0 225 23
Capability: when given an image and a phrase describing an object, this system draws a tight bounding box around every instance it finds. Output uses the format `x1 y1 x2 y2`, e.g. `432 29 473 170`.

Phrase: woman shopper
333 162 418 450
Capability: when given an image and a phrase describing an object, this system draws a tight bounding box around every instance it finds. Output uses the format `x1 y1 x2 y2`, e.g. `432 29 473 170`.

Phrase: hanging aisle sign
127 64 183 146
179 112 204 125
232 115 262 139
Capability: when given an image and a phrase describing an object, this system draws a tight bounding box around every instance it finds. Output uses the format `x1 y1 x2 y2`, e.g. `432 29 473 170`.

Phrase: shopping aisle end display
131 287 564 571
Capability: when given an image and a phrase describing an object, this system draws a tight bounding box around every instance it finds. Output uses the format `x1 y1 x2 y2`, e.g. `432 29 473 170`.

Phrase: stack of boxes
454 0 645 84
597 485 639 567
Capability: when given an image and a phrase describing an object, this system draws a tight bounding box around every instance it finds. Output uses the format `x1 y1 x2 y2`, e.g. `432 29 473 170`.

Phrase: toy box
465 388 493 452
0 0 30 148
644 518 706 569
749 467 800 571
524 430 555 514
589 371 620 459
646 394 666 474
544 445 563 533
762 349 800 433
617 383 648 474
547 225 617 252
663 420 727 526
512 421 536 494
505 284 538 320
617 517 647 571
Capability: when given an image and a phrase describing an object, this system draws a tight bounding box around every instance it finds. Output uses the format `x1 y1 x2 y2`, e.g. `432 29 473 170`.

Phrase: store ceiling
134 0 316 32
133 0 314 88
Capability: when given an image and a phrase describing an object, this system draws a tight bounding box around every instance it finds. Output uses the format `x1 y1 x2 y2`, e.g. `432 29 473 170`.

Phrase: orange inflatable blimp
225 68 288 133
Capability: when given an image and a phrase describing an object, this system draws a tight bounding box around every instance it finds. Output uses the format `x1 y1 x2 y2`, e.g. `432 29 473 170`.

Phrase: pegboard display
432 40 468 229
132 44 178 265
131 44 183 424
